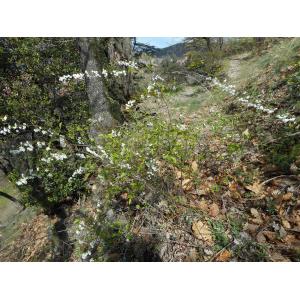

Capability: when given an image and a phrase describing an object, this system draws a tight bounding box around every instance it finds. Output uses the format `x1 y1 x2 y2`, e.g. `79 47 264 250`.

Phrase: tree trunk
203 37 211 51
106 37 134 105
218 37 223 50
77 38 120 138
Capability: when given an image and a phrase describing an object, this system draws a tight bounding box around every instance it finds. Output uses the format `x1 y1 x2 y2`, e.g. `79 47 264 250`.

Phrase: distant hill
155 42 186 57
133 41 186 58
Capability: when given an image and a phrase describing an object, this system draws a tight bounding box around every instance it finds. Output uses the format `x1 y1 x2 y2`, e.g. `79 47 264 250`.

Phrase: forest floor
126 52 300 262
1 43 300 262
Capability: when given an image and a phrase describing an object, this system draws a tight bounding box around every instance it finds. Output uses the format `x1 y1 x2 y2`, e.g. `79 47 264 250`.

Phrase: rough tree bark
77 37 133 138
106 37 134 105
78 38 117 137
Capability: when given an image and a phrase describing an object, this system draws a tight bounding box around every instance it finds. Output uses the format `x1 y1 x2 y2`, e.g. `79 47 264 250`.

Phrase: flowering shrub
83 115 198 206
3 122 90 206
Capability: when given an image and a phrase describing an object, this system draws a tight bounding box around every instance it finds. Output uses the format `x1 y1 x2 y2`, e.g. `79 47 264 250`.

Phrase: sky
136 37 184 48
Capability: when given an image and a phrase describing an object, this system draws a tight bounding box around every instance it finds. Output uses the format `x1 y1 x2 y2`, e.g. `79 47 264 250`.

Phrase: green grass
238 38 300 87
0 182 21 208
174 97 204 113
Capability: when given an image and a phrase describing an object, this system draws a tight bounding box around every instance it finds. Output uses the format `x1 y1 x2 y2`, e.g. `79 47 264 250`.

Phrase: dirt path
227 52 250 84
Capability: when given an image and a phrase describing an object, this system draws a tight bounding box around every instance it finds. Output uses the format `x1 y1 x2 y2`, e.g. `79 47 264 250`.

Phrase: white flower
16 173 36 186
86 147 100 158
37 141 46 148
152 74 164 82
125 100 136 110
117 60 138 69
76 153 86 159
50 152 67 161
102 69 108 78
81 251 91 260
68 167 85 182
111 130 121 137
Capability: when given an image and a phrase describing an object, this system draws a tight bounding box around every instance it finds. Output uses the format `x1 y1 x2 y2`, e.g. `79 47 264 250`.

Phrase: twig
261 175 299 186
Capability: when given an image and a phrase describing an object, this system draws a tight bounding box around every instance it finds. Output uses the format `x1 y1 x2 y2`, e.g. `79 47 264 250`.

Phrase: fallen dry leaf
246 182 263 195
192 221 213 245
175 169 183 179
282 192 293 201
251 217 264 225
191 161 198 172
270 252 291 262
209 203 220 217
250 208 260 218
196 189 207 196
120 192 128 201
216 249 231 262
197 200 209 212
263 231 277 242
244 223 259 233
182 178 193 191
282 219 291 229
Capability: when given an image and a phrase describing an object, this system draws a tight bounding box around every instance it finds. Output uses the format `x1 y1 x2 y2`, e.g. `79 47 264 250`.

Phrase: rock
256 231 266 243
106 209 115 221
279 226 287 239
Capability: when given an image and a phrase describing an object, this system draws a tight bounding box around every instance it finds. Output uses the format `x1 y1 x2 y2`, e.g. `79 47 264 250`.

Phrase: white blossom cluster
86 145 112 162
86 147 101 158
117 60 138 69
16 173 36 186
0 122 27 135
0 121 53 137
208 77 236 96
207 76 296 124
41 152 67 163
152 74 164 82
145 74 165 97
75 220 87 245
111 129 121 137
76 153 86 159
96 145 112 162
120 162 131 170
68 166 85 182
276 113 296 123
81 238 100 262
111 70 126 77
125 100 136 110
59 65 130 83
10 141 34 154
145 159 159 177
1 115 8 122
